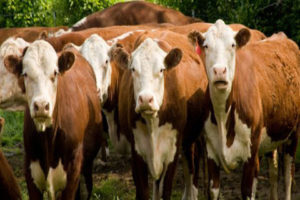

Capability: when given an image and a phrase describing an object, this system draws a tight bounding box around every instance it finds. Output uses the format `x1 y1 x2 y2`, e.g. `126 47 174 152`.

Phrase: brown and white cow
71 1 201 31
0 117 22 200
0 37 29 111
188 20 300 200
4 41 103 199
112 30 208 200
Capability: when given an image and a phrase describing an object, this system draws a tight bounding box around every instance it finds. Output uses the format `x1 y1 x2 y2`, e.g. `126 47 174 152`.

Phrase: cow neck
103 62 123 112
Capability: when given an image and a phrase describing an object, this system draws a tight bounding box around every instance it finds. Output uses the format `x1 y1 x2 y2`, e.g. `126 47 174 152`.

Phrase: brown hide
0 26 68 45
71 1 201 31
22 48 102 199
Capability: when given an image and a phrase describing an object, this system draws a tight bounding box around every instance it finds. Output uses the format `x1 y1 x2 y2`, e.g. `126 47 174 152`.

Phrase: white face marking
133 119 177 180
103 109 130 155
268 150 278 200
47 159 67 200
251 178 258 200
22 40 59 132
204 110 252 171
50 29 72 37
202 19 237 93
79 34 111 103
30 161 46 192
0 37 29 111
72 17 87 29
182 157 198 200
130 38 167 114
284 154 293 200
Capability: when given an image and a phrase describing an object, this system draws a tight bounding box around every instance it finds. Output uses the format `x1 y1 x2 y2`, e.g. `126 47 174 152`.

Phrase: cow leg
182 152 198 200
60 145 83 200
267 150 278 200
131 148 149 200
241 153 259 200
161 153 179 200
208 158 220 200
283 129 299 200
25 159 43 200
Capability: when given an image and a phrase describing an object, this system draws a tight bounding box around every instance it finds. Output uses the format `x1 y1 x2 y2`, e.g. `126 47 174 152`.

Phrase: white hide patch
30 159 67 198
209 180 220 200
47 159 67 199
133 119 177 180
103 109 130 155
130 38 167 113
0 37 29 111
251 178 258 200
204 110 252 171
30 161 46 192
79 34 111 103
107 30 145 45
284 154 293 200
72 17 87 29
182 158 198 200
259 128 289 155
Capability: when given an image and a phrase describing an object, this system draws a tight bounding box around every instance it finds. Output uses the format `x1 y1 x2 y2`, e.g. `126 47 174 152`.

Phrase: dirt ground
5 146 300 200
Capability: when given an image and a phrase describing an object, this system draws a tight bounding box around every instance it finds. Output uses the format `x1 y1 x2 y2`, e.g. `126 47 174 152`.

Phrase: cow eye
54 71 58 76
203 45 208 49
131 68 135 72
105 60 108 64
232 43 236 48
22 72 27 77
160 68 165 73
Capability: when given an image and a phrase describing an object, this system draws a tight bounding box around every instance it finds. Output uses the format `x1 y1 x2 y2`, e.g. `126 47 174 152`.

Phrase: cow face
4 40 74 132
0 38 29 111
188 20 250 93
79 34 112 104
112 38 182 117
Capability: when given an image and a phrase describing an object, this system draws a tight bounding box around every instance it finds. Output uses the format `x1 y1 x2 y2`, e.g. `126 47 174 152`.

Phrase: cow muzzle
31 100 52 132
135 94 158 116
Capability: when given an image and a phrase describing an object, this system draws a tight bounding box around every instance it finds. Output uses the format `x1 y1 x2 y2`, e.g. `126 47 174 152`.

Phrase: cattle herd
0 1 299 200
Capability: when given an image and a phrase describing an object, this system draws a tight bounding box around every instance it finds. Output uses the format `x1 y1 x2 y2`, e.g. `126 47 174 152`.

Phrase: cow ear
58 51 75 74
4 55 23 77
235 28 250 48
164 48 182 70
109 44 130 69
38 31 48 40
188 31 205 48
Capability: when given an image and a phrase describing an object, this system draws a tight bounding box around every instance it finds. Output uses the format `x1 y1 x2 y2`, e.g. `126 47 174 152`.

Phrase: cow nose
34 101 50 112
213 67 227 76
138 95 154 105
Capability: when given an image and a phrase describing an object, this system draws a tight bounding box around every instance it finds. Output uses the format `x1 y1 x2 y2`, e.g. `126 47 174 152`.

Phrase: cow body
189 20 300 200
71 1 200 31
4 41 103 199
115 30 208 200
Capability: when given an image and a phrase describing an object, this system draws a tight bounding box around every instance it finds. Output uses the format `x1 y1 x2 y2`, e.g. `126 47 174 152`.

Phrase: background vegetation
0 0 299 44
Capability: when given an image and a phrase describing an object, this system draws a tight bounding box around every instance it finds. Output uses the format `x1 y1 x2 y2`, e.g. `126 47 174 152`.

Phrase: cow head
0 37 29 111
112 38 182 118
78 34 112 104
188 19 250 93
4 40 74 132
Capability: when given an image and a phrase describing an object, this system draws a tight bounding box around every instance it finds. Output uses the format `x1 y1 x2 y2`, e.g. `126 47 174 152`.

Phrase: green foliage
0 110 23 148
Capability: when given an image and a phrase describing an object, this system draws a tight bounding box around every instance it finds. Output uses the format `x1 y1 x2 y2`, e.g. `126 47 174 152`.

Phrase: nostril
45 103 50 111
213 68 217 75
148 97 153 104
34 102 39 111
223 67 227 74
138 96 143 104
